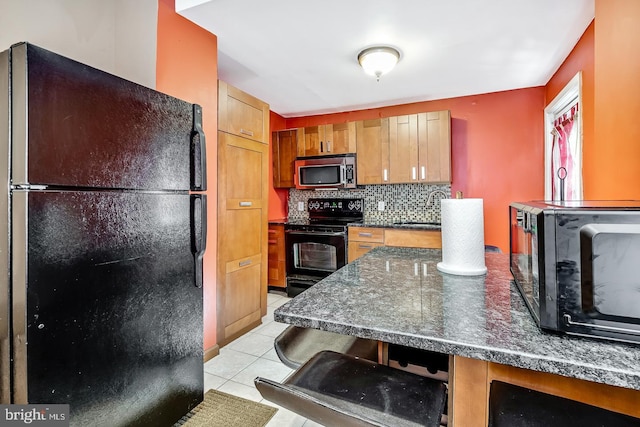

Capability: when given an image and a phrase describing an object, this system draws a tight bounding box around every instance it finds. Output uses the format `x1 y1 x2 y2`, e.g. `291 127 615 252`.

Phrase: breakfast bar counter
274 246 640 425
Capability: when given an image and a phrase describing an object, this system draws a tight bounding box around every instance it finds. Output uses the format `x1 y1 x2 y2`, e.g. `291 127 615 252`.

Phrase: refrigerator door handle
190 104 207 191
191 195 207 288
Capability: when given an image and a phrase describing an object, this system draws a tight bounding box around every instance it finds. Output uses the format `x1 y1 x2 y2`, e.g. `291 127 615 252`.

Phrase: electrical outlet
298 201 305 211
377 201 385 211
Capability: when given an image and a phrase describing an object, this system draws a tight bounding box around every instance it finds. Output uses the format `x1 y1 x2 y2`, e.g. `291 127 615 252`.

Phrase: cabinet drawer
348 227 384 243
348 242 384 262
384 229 442 249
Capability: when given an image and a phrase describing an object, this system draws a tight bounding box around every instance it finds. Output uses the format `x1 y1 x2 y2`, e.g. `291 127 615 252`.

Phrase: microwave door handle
341 165 346 184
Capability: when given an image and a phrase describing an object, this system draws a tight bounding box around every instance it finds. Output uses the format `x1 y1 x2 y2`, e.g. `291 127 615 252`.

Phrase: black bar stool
255 350 448 427
273 325 378 369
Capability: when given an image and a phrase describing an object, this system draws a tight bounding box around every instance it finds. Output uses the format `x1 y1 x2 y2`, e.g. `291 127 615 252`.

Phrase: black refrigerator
0 43 207 426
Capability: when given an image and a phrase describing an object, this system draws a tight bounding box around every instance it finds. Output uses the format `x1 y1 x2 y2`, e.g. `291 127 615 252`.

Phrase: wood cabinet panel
418 111 451 183
388 115 419 183
217 81 269 346
356 118 389 184
299 123 356 156
218 80 269 143
386 111 451 184
384 229 442 249
450 356 640 427
348 241 384 262
348 227 385 243
268 224 286 288
272 129 297 188
348 227 441 262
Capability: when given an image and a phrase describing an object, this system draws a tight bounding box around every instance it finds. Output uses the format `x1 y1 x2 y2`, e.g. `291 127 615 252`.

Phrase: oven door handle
285 231 346 237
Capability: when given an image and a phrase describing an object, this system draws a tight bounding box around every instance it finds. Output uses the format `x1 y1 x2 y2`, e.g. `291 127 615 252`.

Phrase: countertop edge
274 311 639 390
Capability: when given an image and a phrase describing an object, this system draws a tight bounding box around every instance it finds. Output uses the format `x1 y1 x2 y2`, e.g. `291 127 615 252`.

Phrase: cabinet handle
412 167 417 180
358 232 373 237
268 239 277 244
414 262 419 276
320 140 323 152
240 128 254 137
268 229 277 234
423 263 428 277
239 260 252 267
359 244 372 249
239 201 252 207
327 141 331 152
421 166 426 180
383 169 388 182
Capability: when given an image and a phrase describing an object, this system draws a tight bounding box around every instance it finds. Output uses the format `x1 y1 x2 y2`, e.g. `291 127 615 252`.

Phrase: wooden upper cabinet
388 115 419 183
418 111 451 183
272 129 298 188
218 80 269 144
356 118 389 185
299 123 356 156
388 111 451 184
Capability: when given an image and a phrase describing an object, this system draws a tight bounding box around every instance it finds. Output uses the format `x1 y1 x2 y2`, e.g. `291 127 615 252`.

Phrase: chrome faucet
426 190 449 207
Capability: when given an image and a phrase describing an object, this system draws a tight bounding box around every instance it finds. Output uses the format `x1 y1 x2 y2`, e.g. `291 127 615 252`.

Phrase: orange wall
268 111 289 220
590 0 640 199
545 21 594 191
156 0 219 351
273 88 546 251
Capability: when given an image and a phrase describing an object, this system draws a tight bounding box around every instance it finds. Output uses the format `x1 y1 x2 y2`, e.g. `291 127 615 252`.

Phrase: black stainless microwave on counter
294 153 356 190
510 200 640 344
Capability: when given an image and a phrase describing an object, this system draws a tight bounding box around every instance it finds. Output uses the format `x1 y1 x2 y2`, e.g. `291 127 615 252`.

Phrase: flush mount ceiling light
357 46 400 81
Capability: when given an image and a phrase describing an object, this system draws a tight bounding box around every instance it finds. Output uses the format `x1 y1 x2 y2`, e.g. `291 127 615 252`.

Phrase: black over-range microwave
294 153 356 190
510 200 640 344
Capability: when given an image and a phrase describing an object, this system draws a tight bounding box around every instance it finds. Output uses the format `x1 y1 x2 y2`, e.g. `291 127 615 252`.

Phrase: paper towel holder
436 197 488 276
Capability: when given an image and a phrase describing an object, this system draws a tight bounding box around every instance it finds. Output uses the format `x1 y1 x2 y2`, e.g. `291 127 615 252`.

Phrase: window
544 72 582 201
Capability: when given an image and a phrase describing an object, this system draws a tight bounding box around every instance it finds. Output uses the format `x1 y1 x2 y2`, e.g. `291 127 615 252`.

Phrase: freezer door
12 190 205 426
10 42 206 191
0 48 10 404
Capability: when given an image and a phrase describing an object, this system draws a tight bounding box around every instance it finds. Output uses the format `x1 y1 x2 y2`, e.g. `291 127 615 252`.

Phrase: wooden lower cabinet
450 356 640 426
268 223 286 289
348 227 442 262
217 130 269 346
384 229 442 249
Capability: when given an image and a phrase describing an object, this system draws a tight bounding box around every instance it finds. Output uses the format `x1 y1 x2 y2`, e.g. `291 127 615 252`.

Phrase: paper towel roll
436 198 487 276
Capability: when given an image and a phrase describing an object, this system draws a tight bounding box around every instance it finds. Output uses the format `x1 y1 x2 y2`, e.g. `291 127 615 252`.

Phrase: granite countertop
274 246 640 391
348 222 442 230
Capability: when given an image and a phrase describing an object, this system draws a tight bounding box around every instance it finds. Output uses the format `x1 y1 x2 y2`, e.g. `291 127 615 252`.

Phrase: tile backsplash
288 183 451 224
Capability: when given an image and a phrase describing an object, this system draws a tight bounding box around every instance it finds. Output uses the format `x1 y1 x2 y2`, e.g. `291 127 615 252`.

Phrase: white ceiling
176 0 594 118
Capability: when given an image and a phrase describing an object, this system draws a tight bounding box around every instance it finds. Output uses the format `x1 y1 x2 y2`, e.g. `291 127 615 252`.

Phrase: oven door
285 230 347 277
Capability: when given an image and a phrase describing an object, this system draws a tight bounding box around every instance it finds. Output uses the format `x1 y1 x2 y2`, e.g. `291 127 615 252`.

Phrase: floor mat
175 389 278 427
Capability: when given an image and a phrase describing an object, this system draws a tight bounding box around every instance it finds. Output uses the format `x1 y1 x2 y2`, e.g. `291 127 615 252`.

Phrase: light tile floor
203 291 324 427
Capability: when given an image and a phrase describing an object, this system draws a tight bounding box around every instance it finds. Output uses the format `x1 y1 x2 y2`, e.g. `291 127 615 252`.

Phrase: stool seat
274 325 378 369
489 380 640 427
255 350 447 427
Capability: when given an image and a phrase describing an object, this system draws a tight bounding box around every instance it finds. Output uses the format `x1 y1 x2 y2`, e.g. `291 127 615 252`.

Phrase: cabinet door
272 130 297 188
356 119 389 184
388 115 419 183
218 80 269 143
300 123 356 156
418 111 451 183
268 224 286 288
324 122 356 154
301 125 324 156
217 132 268 344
